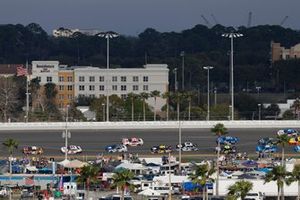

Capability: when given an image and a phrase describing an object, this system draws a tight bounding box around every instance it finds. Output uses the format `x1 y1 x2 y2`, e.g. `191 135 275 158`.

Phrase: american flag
25 176 34 185
16 66 28 76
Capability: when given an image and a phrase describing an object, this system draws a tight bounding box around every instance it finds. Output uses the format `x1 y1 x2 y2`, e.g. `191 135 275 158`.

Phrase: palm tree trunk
121 188 125 200
154 97 156 121
143 100 146 121
281 184 284 200
166 99 169 121
216 140 220 196
277 186 280 200
202 186 205 200
281 146 285 166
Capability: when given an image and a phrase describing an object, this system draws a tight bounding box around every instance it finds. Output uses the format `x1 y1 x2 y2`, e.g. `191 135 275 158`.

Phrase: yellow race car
288 136 300 145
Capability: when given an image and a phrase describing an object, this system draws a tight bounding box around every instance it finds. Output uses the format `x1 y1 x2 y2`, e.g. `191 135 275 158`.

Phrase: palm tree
276 134 290 166
2 138 18 174
172 91 183 121
77 165 99 199
264 165 291 200
127 93 138 121
292 98 300 119
140 92 149 121
151 90 160 121
288 164 300 200
189 163 215 200
112 169 134 200
185 91 194 120
227 180 253 200
211 123 228 196
161 91 170 121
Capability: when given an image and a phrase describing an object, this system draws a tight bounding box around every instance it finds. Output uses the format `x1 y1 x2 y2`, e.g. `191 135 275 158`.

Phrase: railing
0 120 300 131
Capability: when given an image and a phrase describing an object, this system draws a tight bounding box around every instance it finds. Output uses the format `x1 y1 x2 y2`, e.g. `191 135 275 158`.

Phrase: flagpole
26 60 29 123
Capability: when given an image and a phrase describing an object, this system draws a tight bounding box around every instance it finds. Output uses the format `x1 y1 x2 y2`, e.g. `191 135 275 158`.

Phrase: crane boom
247 12 252 28
201 15 212 28
280 16 288 26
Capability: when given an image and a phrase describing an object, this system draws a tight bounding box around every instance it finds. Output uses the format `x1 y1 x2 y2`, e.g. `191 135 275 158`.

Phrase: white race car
61 145 82 155
176 142 198 151
105 144 128 153
122 138 144 146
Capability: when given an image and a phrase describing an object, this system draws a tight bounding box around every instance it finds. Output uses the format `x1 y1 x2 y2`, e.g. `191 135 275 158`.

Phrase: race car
176 142 198 151
216 136 239 145
288 136 300 145
277 129 298 137
258 137 278 146
219 145 237 154
256 145 277 153
151 145 172 154
293 146 300 152
60 145 82 155
23 146 44 155
122 138 144 146
105 144 127 153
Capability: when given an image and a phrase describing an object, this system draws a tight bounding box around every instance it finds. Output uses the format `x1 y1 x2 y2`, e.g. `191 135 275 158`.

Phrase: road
0 127 296 159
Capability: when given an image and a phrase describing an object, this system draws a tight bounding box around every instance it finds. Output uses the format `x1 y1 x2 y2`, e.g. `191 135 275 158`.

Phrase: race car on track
216 136 239 145
23 146 44 155
293 146 300 152
151 145 172 154
105 144 128 153
258 137 278 146
122 138 144 146
218 145 237 154
176 142 198 151
256 145 277 153
61 145 82 155
288 136 300 145
277 129 298 137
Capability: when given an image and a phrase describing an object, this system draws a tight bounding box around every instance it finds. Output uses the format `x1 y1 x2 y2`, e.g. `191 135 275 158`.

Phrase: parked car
23 146 44 155
105 144 127 153
277 128 298 137
216 136 239 145
176 142 198 151
151 145 172 154
258 137 277 146
256 145 277 153
122 138 144 146
60 145 82 155
288 136 300 145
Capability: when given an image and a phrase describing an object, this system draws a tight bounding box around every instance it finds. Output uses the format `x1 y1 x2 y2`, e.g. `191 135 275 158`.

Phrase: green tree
282 109 294 120
264 165 291 200
44 83 61 121
276 134 290 166
150 90 160 121
211 123 228 196
265 103 281 118
77 165 99 199
210 104 230 120
184 91 194 120
2 138 18 174
161 91 170 121
112 169 134 200
140 92 149 121
288 164 300 200
227 180 253 200
127 93 139 121
171 91 184 121
292 99 300 119
235 93 259 119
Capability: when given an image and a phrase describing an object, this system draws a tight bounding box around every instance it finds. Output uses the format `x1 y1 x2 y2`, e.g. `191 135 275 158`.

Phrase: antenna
247 12 252 28
201 15 212 28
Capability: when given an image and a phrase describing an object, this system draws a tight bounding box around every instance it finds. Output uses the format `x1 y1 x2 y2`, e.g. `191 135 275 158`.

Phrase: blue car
105 144 127 153
258 137 278 146
256 145 277 153
294 146 300 152
277 128 298 137
216 136 239 145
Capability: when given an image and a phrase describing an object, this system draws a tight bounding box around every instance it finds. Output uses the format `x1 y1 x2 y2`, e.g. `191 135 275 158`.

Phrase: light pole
180 51 185 90
173 68 178 92
102 103 105 121
258 104 261 120
222 32 243 120
256 86 261 98
97 31 119 122
214 87 217 106
203 66 214 120
62 105 71 160
178 120 182 173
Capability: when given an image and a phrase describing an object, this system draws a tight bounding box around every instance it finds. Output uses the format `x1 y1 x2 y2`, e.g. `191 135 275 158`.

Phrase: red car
23 146 44 155
122 138 144 146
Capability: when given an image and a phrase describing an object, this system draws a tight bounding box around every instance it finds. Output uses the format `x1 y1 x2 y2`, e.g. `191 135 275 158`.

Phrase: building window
59 94 64 100
68 94 73 100
47 76 52 82
99 76 104 82
99 85 105 91
121 94 127 99
121 85 127 91
112 85 117 91
89 76 95 82
37 76 41 82
78 94 85 98
89 85 95 91
133 76 139 82
99 94 104 98
67 85 73 91
143 85 148 91
79 76 85 82
112 76 117 82
79 85 85 91
89 94 95 98
59 76 64 82
133 85 139 91
67 76 73 82
59 85 64 91
121 76 127 82
143 76 148 82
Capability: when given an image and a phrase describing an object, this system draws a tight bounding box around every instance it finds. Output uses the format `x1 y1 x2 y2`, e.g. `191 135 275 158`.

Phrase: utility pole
180 51 185 90
25 60 29 122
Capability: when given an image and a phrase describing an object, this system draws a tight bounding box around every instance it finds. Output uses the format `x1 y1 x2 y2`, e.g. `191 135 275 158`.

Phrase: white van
244 192 264 200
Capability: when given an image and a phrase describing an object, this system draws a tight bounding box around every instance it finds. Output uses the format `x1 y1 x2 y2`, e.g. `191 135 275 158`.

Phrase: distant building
52 27 102 37
271 41 300 63
0 64 25 77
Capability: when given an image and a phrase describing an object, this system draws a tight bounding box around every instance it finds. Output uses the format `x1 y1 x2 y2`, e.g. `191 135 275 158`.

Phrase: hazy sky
0 0 299 36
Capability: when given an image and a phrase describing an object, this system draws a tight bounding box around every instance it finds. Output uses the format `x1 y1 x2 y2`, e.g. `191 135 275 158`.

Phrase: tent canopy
58 159 88 168
138 188 161 196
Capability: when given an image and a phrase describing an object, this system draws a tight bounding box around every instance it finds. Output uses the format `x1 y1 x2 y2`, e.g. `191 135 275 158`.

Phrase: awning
26 166 38 171
138 188 161 196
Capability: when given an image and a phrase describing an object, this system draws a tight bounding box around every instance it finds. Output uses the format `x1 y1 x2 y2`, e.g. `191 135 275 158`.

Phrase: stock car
294 146 300 153
122 138 144 146
151 145 172 154
176 142 198 151
219 145 237 154
23 146 44 155
277 129 298 137
216 136 239 145
60 145 82 155
288 136 300 145
256 145 277 153
105 144 128 153
258 137 278 146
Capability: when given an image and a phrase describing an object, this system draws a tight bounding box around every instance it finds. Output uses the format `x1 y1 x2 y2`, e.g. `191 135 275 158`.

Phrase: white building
31 61 59 84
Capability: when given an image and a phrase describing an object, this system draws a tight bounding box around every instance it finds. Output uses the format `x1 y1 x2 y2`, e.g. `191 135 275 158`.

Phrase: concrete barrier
0 120 300 131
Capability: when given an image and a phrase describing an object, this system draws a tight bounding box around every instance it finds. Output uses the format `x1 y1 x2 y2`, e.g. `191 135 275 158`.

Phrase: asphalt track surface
0 128 298 159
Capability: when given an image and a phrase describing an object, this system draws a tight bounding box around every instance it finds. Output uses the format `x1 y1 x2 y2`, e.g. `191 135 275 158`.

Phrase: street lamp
222 32 243 120
180 51 185 90
258 104 262 120
256 86 261 98
97 31 119 122
203 66 214 120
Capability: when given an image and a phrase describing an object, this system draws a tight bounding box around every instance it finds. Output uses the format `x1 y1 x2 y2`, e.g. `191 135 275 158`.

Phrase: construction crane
201 15 212 28
280 16 289 26
211 14 219 25
247 11 252 28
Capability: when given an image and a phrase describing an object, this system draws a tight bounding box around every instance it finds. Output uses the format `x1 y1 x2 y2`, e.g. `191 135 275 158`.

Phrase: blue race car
294 146 300 152
277 128 298 137
258 137 278 146
105 144 127 153
256 145 277 153
216 136 239 145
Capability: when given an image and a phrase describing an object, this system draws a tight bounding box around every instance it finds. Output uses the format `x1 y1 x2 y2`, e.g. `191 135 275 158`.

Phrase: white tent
138 188 161 196
58 159 88 168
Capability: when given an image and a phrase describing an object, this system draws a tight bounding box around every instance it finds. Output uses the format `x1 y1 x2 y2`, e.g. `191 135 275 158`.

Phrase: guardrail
0 120 300 131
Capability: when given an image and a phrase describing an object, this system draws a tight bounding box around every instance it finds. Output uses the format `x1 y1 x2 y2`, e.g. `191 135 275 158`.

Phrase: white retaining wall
0 120 300 131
